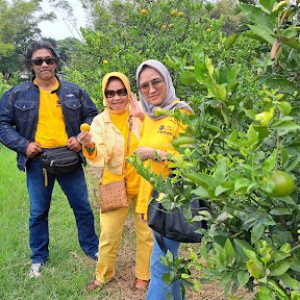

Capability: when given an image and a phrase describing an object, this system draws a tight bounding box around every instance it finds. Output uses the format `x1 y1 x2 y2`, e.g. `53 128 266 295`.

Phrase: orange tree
130 0 300 298
62 0 251 109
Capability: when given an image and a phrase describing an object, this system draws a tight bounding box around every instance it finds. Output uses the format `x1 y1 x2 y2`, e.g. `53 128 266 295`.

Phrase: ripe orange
267 171 295 197
80 123 90 132
171 9 177 16
103 60 108 64
141 9 147 15
206 28 211 33
177 11 184 18
162 25 167 29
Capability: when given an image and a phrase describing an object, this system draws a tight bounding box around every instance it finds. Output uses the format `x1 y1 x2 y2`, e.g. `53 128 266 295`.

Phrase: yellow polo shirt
34 79 68 148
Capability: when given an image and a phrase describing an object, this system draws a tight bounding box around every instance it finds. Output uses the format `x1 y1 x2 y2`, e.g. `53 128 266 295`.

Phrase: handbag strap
100 115 133 180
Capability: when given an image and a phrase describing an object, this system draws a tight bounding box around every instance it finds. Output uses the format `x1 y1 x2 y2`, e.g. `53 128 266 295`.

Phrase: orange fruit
80 123 91 132
141 9 147 15
206 28 211 33
103 60 108 64
169 24 174 28
162 25 167 29
177 11 184 18
267 171 295 197
171 9 177 16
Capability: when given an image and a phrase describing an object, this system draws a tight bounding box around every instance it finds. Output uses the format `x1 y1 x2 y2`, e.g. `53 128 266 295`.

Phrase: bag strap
99 115 133 180
153 230 167 254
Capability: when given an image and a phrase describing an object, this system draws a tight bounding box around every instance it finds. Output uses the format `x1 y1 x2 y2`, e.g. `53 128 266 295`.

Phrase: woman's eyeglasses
31 57 56 66
139 78 164 91
105 88 127 98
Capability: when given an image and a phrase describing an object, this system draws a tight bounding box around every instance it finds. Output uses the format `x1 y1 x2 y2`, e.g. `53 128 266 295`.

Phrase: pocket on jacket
13 101 35 122
63 100 82 121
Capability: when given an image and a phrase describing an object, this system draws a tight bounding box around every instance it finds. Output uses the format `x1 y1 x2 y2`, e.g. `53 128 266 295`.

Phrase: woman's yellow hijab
102 72 131 109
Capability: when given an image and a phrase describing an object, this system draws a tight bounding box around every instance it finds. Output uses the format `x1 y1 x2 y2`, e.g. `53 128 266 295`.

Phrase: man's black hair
23 41 61 73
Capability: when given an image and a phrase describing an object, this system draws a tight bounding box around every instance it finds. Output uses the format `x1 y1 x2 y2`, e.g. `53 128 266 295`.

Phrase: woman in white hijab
134 59 193 300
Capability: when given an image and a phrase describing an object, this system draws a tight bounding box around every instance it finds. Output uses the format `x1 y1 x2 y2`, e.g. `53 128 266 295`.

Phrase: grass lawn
0 146 252 299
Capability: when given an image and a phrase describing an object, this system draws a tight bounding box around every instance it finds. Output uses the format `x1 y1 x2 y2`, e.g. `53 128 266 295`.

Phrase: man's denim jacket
0 76 98 171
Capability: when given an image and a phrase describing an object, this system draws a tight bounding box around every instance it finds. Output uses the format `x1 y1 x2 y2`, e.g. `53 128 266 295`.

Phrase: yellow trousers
96 194 153 283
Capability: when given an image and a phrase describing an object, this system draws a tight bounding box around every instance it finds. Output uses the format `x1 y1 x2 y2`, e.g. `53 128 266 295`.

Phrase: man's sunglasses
105 88 127 99
31 57 56 66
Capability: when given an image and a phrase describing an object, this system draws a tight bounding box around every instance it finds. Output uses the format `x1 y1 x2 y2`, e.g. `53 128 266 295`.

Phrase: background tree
0 0 55 77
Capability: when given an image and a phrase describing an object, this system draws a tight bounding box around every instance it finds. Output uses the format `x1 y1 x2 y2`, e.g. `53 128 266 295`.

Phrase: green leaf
239 4 273 28
262 149 276 176
269 207 292 216
281 25 298 40
269 260 291 276
248 24 275 44
227 64 241 92
278 274 300 290
179 71 198 85
264 78 298 93
271 121 300 131
224 239 234 261
259 0 276 12
234 239 254 259
194 63 208 84
247 124 259 147
234 178 251 191
224 33 239 50
251 223 265 244
193 186 210 198
213 157 227 184
237 270 249 287
205 56 214 78
214 83 227 101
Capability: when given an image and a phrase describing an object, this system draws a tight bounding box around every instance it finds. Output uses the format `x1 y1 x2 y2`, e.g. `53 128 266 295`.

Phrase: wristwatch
153 149 161 162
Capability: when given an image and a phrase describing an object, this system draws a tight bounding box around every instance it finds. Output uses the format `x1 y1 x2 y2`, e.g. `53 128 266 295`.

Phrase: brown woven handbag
97 116 133 213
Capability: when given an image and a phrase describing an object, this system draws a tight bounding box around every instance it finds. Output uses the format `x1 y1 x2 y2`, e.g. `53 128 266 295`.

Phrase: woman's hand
133 146 155 161
77 131 95 150
129 92 145 120
140 214 147 223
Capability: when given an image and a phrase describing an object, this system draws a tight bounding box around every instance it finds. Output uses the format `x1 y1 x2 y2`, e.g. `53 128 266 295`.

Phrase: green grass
0 147 101 300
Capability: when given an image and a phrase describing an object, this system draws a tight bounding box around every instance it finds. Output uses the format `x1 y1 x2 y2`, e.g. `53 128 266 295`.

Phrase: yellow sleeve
84 114 107 168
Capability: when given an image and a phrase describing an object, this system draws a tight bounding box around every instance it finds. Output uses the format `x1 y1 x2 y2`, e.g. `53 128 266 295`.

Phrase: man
0 41 99 277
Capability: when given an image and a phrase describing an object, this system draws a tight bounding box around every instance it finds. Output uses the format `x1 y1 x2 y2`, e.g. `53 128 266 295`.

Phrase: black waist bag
37 146 81 175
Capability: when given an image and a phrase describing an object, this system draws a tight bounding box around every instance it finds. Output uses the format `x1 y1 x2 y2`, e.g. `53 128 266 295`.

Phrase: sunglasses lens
32 58 55 66
32 59 43 66
45 58 55 65
118 89 127 97
105 91 114 98
105 89 127 98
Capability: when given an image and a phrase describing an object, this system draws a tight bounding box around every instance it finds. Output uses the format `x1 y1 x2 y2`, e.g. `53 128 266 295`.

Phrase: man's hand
67 137 82 152
26 142 42 158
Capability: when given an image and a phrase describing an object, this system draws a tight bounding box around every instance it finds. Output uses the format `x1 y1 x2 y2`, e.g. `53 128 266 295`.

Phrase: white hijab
136 59 193 120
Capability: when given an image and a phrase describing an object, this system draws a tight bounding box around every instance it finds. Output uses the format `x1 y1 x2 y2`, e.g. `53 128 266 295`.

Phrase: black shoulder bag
147 175 208 253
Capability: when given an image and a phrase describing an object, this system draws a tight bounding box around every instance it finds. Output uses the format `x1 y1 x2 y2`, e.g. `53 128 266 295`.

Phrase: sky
38 0 88 40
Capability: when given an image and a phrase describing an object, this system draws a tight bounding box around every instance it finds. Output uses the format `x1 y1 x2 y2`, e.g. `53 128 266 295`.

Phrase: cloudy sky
38 0 88 40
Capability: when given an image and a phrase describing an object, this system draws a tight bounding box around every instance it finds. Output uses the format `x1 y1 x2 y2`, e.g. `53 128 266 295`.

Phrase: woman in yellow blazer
78 72 153 293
